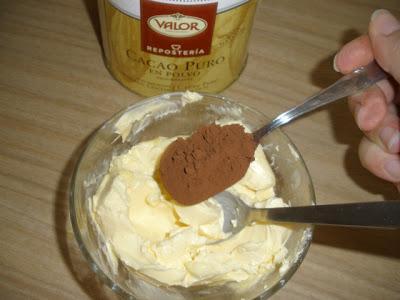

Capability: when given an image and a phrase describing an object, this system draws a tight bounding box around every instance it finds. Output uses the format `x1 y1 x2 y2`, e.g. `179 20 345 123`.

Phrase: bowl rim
69 91 316 299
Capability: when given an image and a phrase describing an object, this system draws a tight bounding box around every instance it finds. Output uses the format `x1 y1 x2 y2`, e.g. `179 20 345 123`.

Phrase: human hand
333 9 400 189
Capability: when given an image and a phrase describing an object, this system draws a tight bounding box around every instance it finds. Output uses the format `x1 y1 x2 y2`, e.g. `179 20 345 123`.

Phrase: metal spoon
215 192 400 236
252 61 387 141
214 61 393 237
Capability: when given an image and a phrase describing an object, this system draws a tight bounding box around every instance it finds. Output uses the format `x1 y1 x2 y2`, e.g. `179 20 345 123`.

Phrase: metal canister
98 0 258 96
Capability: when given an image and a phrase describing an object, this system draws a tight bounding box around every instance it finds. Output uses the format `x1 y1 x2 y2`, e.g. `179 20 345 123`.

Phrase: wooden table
1 0 399 299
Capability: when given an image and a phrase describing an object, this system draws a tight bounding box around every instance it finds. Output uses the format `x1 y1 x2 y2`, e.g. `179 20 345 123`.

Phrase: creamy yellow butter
90 134 292 287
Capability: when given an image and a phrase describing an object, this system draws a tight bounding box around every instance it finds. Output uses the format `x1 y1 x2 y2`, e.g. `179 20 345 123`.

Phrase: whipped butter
90 135 292 287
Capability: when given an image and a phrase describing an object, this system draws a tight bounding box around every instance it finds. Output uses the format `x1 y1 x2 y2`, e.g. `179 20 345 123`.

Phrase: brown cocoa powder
159 123 257 205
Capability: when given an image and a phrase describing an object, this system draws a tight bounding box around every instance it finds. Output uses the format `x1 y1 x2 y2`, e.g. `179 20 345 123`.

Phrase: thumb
369 9 400 83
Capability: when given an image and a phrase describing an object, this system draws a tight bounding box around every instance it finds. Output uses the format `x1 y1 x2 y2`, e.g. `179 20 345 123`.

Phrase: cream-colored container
98 0 258 96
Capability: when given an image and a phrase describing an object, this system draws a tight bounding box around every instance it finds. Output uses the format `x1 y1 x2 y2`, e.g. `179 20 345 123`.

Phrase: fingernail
356 106 367 129
380 127 400 153
384 159 400 180
333 54 339 72
371 9 388 21
371 9 400 35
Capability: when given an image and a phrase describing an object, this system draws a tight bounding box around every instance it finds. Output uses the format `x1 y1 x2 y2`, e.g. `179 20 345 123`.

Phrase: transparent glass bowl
69 92 315 299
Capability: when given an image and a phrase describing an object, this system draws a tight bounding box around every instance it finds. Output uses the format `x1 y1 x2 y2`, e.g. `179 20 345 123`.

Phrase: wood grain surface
1 0 400 299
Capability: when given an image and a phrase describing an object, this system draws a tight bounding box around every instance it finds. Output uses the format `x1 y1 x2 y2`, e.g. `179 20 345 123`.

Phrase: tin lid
108 0 249 19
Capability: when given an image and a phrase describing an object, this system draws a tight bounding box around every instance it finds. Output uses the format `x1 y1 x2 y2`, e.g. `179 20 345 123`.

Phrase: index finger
333 35 374 73
334 34 395 103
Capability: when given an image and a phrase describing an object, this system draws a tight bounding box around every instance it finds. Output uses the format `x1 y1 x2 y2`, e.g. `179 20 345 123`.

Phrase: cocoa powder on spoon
159 123 256 205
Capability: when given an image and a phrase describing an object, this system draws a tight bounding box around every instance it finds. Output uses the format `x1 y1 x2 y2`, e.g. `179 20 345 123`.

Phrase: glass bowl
69 92 315 299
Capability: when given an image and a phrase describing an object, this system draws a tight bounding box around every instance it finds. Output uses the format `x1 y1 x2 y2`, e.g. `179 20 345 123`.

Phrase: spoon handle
253 61 387 141
262 201 400 228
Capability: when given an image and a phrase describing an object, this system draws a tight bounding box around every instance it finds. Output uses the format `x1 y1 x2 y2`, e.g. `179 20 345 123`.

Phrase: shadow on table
313 226 400 259
82 0 102 46
54 133 116 300
309 29 399 200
